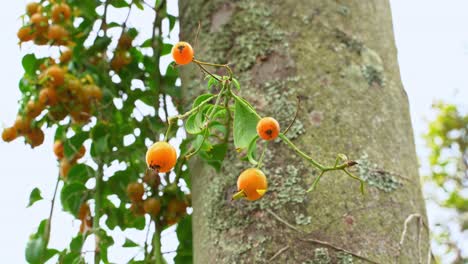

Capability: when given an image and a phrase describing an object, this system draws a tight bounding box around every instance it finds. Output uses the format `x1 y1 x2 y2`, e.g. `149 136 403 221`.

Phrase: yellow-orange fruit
30 13 48 33
237 168 268 201
117 33 133 50
59 158 74 179
26 100 44 118
59 49 72 64
17 27 35 42
13 116 31 134
130 201 145 216
26 128 44 148
143 198 161 217
48 109 67 121
74 145 86 160
39 87 58 106
47 24 68 44
51 3 71 22
46 65 65 86
82 84 103 101
110 52 131 72
127 182 145 202
256 117 280 141
145 141 177 173
171 41 194 65
53 140 64 159
26 2 41 16
2 127 18 142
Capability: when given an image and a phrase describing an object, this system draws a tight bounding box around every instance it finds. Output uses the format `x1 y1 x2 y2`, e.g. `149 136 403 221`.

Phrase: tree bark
179 1 429 263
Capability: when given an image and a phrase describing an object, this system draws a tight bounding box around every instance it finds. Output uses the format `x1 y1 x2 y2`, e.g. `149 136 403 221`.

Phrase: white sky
0 0 467 263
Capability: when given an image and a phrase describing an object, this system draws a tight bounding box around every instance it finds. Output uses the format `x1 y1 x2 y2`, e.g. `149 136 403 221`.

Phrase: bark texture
179 1 429 263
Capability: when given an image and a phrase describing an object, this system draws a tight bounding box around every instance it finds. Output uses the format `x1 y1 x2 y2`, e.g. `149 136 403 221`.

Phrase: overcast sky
0 0 467 263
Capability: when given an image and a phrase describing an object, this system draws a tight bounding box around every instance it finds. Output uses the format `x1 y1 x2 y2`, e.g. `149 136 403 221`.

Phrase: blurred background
0 0 467 263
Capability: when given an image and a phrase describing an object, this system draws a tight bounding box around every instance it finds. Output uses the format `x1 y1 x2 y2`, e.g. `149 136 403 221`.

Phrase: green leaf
200 143 228 172
68 164 94 184
22 54 38 76
122 238 139 248
233 96 260 150
27 188 43 207
175 215 193 264
247 135 260 165
61 182 88 217
110 0 129 8
232 78 241 90
134 0 144 10
64 131 89 160
25 237 46 264
70 235 84 253
167 15 177 31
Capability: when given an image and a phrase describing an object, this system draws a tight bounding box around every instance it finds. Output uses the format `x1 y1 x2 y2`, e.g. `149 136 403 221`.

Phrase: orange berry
26 2 40 16
59 158 74 179
25 100 44 118
48 109 67 121
117 33 133 50
47 24 68 44
145 141 177 173
130 201 145 216
26 128 44 148
46 65 65 86
51 3 71 23
17 27 35 42
110 51 131 72
127 182 145 202
53 140 64 159
82 84 103 101
59 49 72 64
74 145 86 160
143 198 161 217
13 116 31 134
256 117 280 141
171 41 194 65
237 168 268 201
39 87 58 106
2 127 18 142
30 13 48 33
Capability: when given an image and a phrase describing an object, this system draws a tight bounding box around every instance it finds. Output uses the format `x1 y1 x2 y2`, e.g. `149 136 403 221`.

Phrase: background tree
424 102 467 263
179 0 429 263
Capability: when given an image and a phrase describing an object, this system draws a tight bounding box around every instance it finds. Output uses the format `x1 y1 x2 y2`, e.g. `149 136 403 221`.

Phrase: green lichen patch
357 153 401 192
361 65 384 87
313 248 331 264
337 252 354 264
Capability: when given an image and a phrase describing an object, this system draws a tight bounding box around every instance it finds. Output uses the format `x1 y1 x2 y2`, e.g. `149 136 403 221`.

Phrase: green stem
279 133 326 170
193 59 233 80
94 163 104 264
152 222 164 264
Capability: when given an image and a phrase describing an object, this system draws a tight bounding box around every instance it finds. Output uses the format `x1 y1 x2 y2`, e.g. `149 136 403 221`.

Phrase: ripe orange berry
26 128 45 148
171 41 194 65
47 24 68 44
51 3 71 23
236 168 268 201
145 141 177 173
130 201 145 216
53 140 64 159
17 27 34 42
82 84 103 101
59 49 72 64
143 198 161 217
26 2 40 16
39 87 58 106
110 51 131 72
25 100 44 118
2 127 18 142
127 182 145 202
117 33 133 50
13 116 31 134
46 65 65 86
30 13 48 33
256 117 280 141
59 158 74 179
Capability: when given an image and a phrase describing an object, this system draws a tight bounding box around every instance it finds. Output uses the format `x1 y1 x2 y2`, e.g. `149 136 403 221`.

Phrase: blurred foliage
425 102 468 263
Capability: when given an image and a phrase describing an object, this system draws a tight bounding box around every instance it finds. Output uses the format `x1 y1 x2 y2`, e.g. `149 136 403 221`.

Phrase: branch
94 162 104 263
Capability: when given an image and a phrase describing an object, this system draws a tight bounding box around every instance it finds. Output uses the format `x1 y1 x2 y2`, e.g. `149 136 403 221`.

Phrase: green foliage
424 102 467 262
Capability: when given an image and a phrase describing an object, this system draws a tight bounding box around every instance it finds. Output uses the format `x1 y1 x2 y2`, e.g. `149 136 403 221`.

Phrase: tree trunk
179 1 429 263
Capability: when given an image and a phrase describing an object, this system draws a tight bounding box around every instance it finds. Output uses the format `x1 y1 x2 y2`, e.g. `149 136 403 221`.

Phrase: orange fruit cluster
18 2 72 46
54 140 85 179
111 32 134 72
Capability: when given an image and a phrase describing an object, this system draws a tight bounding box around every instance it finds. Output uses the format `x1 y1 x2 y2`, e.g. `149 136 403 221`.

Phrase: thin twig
299 237 381 264
397 213 429 264
265 209 301 233
268 245 289 261
283 96 300 136
44 174 61 243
